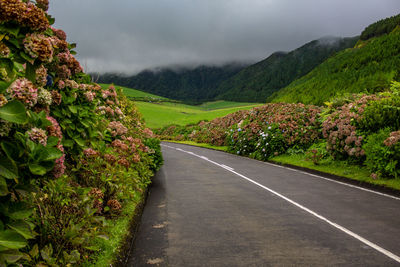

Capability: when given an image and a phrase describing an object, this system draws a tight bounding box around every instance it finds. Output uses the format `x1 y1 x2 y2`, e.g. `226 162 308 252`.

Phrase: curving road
128 142 400 266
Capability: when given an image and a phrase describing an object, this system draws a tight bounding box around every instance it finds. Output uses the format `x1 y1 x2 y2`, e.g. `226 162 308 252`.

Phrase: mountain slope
269 15 400 105
215 36 358 102
95 63 246 104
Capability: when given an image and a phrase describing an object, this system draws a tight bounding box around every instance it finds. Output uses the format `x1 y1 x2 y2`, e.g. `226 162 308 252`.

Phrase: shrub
363 128 400 178
305 141 329 165
0 1 161 265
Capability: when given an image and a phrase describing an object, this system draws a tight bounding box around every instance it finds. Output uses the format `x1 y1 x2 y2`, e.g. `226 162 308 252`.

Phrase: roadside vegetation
0 1 162 266
157 81 400 190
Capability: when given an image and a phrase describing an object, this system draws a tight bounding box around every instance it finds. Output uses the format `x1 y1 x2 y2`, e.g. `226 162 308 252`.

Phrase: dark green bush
363 128 400 178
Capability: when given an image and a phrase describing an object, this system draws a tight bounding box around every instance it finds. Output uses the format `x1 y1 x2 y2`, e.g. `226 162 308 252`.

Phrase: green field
100 83 168 100
135 101 262 128
100 84 262 128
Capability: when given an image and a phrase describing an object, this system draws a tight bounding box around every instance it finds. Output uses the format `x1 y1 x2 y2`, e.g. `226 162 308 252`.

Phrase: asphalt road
128 142 400 266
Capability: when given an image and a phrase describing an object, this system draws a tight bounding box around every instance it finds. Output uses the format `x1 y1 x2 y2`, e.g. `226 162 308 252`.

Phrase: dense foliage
0 1 162 266
269 15 400 105
360 14 400 40
158 82 400 180
95 63 246 104
215 37 358 102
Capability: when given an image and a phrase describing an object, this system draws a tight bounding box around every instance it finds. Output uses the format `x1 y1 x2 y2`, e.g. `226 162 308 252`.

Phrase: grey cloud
49 0 400 73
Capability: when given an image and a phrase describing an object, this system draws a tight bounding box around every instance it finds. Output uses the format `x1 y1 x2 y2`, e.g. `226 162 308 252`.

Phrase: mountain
95 63 247 104
268 14 400 105
214 36 358 102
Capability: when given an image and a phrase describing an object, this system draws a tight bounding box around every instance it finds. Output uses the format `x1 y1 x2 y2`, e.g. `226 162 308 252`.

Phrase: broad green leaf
1 249 23 264
46 136 59 147
0 80 12 94
68 106 78 114
1 141 19 161
0 156 17 180
0 100 27 124
28 163 47 176
62 139 74 147
0 177 8 196
37 147 63 161
7 221 35 239
73 137 85 147
7 208 33 221
0 230 27 249
19 51 34 65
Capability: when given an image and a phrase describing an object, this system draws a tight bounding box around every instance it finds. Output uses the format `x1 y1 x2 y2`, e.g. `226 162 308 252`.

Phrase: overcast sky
48 0 400 74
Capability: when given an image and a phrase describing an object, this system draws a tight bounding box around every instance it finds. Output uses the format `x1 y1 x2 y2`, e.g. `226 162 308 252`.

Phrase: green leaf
0 249 24 264
29 244 39 259
68 106 78 114
46 136 59 147
0 177 8 196
7 207 33 221
40 244 53 263
1 141 19 162
0 100 27 124
28 164 47 176
7 221 35 239
73 137 85 147
0 80 12 94
0 156 17 180
38 147 63 161
0 230 27 249
62 139 74 147
0 24 19 37
19 51 34 65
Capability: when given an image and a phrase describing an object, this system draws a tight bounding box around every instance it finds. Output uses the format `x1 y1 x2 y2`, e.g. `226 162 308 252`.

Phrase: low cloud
49 0 400 73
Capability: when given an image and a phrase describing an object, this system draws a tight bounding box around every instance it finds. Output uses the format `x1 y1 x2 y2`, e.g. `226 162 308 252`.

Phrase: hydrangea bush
0 1 162 265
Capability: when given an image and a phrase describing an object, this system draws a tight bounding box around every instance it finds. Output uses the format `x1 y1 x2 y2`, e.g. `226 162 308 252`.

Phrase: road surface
128 142 400 266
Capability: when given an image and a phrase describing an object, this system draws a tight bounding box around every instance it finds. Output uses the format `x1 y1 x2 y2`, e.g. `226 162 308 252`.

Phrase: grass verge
270 154 400 191
83 190 145 266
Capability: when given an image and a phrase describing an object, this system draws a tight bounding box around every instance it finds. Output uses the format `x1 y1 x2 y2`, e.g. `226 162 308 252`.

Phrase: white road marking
162 144 400 263
262 161 400 201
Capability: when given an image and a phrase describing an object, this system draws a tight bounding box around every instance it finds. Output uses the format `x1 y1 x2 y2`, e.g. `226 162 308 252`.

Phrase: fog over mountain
49 0 400 74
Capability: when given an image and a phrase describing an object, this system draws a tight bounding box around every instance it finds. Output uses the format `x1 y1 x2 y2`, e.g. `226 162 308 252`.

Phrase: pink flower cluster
0 94 8 107
57 51 83 77
322 94 380 158
84 91 96 102
7 78 38 107
0 42 11 57
384 131 400 147
27 127 47 146
23 33 53 63
108 121 128 137
50 26 67 41
0 0 49 31
35 65 47 86
83 148 99 158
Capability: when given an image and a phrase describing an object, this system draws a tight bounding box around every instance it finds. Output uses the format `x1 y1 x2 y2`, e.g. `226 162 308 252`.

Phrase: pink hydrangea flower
7 78 38 107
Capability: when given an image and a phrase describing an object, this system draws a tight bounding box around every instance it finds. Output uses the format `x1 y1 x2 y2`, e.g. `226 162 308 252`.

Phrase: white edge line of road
262 161 400 201
162 144 400 264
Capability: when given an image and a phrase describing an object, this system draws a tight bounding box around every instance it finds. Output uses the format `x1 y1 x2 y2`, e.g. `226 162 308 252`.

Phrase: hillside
215 36 358 102
95 63 247 104
269 14 400 105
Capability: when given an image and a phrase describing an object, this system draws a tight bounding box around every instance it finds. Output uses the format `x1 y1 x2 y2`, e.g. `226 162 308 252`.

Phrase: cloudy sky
49 0 400 74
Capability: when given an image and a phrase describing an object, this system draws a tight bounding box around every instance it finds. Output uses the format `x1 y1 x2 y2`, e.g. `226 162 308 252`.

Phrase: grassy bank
100 83 262 129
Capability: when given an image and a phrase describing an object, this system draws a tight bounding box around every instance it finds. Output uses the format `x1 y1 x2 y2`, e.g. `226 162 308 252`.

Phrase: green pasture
99 83 168 100
100 84 262 129
135 101 262 129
